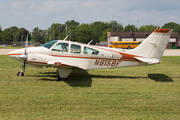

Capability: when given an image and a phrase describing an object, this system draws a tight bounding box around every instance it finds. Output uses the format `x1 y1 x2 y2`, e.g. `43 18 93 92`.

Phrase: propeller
18 34 28 74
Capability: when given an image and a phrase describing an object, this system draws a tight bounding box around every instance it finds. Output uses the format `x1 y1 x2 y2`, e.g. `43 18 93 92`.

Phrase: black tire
17 71 24 76
56 69 67 81
17 71 21 76
127 46 131 49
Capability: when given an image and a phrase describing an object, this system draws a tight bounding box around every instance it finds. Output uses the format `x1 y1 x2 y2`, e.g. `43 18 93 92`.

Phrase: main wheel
56 68 70 81
57 75 67 81
127 46 131 49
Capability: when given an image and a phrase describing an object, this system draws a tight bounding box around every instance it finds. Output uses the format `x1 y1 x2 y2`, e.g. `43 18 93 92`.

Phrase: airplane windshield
43 40 58 49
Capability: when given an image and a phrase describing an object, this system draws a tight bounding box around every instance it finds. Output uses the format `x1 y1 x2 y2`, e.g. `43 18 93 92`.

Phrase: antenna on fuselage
63 35 69 41
87 39 93 45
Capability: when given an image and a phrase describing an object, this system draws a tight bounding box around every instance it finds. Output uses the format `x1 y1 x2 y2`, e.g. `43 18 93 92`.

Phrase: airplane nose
8 50 15 58
8 50 17 60
8 49 23 60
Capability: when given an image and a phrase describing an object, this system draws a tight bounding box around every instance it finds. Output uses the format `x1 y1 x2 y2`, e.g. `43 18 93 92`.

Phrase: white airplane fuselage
8 27 173 79
8 41 146 70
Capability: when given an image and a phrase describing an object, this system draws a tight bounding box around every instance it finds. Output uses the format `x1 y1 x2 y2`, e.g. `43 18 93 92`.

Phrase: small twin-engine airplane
8 27 173 80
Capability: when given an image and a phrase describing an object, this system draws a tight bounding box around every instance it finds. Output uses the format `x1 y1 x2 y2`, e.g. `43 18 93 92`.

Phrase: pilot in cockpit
61 44 67 52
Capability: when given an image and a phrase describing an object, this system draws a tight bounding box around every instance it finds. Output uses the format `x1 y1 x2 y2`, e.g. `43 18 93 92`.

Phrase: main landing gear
57 68 72 81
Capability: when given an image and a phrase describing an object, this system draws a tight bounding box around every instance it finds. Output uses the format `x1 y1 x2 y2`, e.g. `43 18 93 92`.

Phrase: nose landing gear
17 60 26 76
17 70 24 76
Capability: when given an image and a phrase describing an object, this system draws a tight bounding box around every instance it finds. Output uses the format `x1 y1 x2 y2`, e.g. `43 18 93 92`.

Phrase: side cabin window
83 47 99 55
52 43 69 52
71 44 81 54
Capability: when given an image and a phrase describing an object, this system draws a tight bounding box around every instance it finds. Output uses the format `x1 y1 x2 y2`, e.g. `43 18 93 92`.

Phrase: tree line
0 20 180 45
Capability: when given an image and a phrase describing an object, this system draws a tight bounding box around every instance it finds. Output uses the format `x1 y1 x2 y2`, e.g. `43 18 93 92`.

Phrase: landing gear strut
17 60 26 76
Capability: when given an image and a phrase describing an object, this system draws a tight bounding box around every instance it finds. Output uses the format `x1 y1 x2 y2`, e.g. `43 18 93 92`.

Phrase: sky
0 0 180 32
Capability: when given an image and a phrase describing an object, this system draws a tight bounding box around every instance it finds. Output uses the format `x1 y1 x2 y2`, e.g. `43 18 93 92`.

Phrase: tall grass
0 55 180 119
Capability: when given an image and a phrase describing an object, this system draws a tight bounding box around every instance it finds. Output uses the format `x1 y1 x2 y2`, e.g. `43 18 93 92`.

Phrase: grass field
0 55 180 119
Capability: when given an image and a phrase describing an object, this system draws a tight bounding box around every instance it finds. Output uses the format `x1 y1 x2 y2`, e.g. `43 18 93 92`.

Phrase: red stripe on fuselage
28 61 47 64
9 52 140 62
51 54 139 62
8 54 21 56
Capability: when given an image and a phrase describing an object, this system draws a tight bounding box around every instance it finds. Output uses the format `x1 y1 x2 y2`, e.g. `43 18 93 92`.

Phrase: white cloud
11 1 22 10
83 1 107 7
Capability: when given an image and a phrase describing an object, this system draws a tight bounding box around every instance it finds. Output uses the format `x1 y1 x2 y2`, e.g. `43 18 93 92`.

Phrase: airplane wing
134 57 160 64
27 53 83 69
47 58 83 69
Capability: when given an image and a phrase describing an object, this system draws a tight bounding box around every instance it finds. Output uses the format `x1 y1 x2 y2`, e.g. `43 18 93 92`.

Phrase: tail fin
130 27 173 60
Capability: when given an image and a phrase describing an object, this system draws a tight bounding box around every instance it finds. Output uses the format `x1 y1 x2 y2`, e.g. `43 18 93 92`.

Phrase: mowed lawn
0 55 180 119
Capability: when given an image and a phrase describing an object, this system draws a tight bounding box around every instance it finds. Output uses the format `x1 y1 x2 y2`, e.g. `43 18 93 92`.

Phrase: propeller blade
25 34 28 55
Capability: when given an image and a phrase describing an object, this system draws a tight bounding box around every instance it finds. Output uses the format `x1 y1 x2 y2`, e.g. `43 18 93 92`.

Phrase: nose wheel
17 70 24 76
17 61 26 76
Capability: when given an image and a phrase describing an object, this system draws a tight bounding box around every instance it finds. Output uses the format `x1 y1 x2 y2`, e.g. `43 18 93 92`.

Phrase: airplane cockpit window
52 43 69 52
71 44 81 54
83 47 99 55
43 40 58 49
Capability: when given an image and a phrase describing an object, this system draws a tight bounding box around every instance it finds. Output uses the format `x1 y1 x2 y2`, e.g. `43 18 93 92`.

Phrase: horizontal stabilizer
134 57 160 64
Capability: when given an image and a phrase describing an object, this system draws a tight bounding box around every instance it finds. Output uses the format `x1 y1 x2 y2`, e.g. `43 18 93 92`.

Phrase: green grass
0 45 22 49
0 55 180 119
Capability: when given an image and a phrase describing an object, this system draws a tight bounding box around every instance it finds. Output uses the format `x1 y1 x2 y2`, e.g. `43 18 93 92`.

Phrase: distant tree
100 28 111 41
45 27 52 42
110 21 124 32
18 28 30 42
90 21 110 43
124 25 137 32
75 27 93 44
65 20 80 27
162 22 180 33
1 28 13 43
14 33 21 42
0 26 2 42
51 23 60 40
139 25 157 32
0 26 2 33
70 23 90 42
64 20 80 40
31 27 43 43
0 26 30 44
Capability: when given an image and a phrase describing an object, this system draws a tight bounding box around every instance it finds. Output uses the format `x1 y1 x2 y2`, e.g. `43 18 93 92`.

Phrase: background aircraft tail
130 27 173 61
